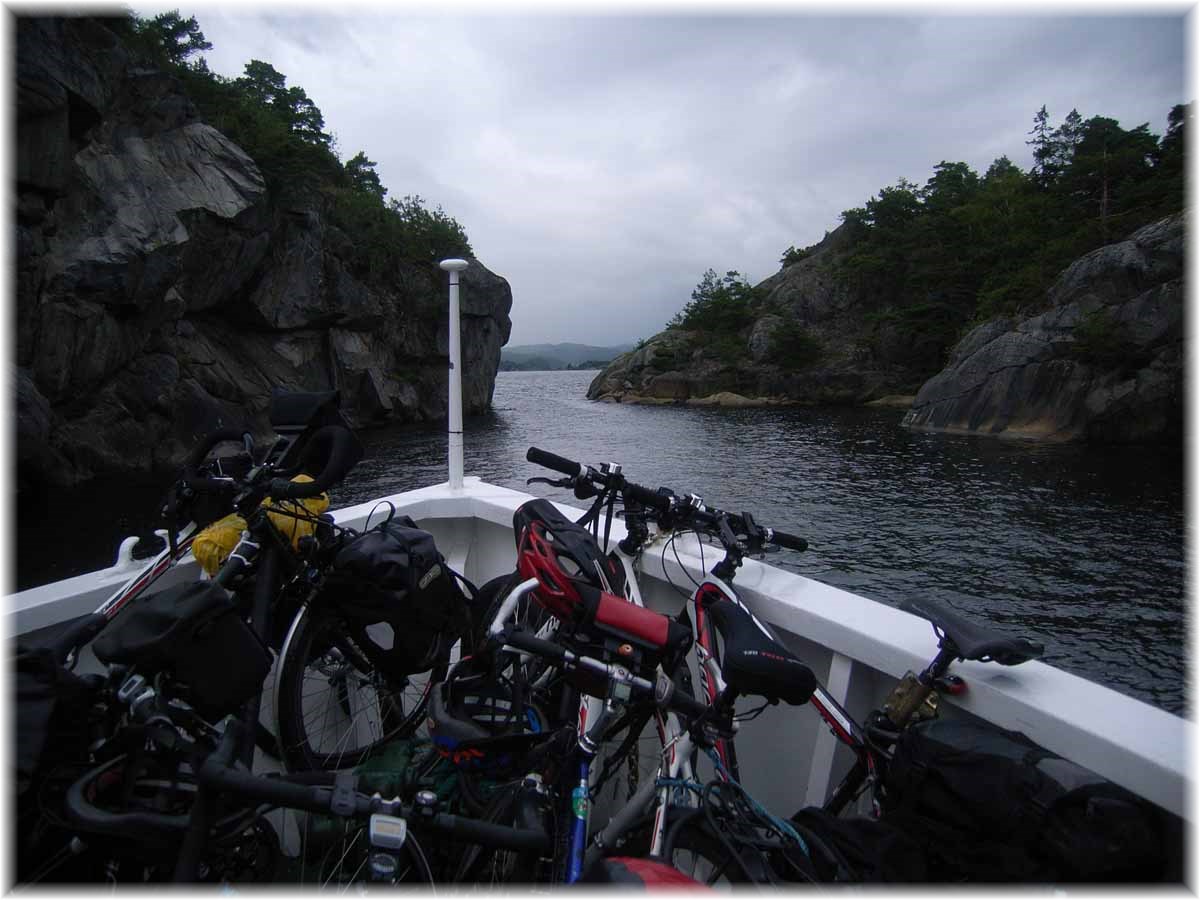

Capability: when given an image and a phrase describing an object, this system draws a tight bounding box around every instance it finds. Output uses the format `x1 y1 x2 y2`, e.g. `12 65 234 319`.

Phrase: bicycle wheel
662 785 817 886
275 605 451 772
294 815 434 887
453 781 550 885
664 818 756 885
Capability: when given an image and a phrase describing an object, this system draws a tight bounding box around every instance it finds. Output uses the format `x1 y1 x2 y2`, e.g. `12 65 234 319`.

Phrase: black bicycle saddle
702 599 816 705
902 598 1044 666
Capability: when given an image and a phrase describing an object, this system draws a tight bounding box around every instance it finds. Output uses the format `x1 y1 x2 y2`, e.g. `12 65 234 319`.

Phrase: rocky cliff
587 225 924 408
901 213 1184 442
16 17 512 487
588 209 1183 443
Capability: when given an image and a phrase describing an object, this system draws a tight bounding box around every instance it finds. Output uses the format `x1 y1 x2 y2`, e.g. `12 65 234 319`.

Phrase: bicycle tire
274 605 450 772
664 818 755 885
454 572 561 813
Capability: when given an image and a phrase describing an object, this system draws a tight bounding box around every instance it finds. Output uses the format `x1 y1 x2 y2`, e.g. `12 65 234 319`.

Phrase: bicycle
517 449 1051 882
521 448 808 789
469 611 817 885
16 390 474 883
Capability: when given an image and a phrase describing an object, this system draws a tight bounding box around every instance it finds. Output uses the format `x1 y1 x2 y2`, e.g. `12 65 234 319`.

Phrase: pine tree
1051 108 1085 173
134 10 212 66
1026 105 1057 187
346 152 387 200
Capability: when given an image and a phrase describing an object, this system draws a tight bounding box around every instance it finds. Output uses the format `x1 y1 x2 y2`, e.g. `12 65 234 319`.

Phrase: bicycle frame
94 524 199 621
693 565 876 817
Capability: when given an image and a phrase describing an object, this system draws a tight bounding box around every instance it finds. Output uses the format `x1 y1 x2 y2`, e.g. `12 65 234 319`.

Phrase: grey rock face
16 17 512 486
902 214 1184 443
586 225 907 406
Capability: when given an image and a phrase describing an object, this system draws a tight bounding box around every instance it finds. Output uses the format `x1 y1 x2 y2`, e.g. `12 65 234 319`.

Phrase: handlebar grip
199 754 330 814
623 482 672 516
768 529 808 552
526 447 581 478
64 757 192 838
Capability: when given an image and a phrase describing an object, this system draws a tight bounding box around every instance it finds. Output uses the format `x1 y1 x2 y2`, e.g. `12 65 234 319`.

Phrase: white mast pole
439 258 469 490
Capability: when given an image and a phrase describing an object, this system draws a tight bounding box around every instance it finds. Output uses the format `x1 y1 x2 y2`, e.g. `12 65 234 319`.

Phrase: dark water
17 370 1187 715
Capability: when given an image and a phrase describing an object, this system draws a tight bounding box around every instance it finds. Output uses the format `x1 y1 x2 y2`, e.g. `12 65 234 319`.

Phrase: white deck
9 477 1191 822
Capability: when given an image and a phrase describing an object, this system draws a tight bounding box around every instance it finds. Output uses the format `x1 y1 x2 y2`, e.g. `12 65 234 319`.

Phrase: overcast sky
134 3 1188 347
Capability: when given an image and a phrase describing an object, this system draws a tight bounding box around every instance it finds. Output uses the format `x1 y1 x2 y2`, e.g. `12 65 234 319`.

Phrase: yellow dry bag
191 475 331 576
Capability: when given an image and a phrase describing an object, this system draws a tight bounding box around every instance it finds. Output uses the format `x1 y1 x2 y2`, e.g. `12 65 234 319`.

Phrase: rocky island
588 115 1185 445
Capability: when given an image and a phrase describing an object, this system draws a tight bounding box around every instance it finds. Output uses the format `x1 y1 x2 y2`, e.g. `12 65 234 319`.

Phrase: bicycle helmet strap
601 488 617 555
575 487 608 531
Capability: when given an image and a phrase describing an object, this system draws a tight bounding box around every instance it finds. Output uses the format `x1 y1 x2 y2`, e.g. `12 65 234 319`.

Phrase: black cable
592 706 653 796
661 538 693 600
668 531 704 592
732 700 771 723
701 780 754 882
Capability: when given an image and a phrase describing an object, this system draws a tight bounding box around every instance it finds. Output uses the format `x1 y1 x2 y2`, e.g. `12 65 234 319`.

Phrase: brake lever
526 476 574 489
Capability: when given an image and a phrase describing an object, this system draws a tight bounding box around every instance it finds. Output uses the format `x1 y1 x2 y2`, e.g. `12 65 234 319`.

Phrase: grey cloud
182 10 1184 346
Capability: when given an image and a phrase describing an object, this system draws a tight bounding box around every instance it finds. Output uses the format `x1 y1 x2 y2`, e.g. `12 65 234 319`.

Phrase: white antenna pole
440 258 469 490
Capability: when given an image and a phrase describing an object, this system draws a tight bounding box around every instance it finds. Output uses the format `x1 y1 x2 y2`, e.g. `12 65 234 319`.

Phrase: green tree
236 59 288 105
388 194 473 261
132 9 211 66
1059 116 1158 239
234 60 331 147
668 270 759 332
920 161 980 213
1051 108 1085 172
1027 105 1057 187
345 152 387 200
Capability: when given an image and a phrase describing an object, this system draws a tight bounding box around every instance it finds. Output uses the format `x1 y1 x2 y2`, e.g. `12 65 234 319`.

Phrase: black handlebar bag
320 516 471 678
91 582 272 718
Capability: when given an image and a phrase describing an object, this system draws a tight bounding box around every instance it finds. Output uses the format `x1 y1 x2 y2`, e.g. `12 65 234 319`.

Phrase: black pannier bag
321 516 470 678
881 717 1167 882
789 806 928 883
15 639 106 882
92 581 271 718
15 642 99 794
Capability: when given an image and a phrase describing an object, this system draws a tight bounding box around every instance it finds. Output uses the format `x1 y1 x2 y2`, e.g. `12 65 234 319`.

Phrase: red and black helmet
512 499 624 621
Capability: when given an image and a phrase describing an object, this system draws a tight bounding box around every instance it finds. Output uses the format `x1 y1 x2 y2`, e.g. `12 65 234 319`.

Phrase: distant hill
501 342 636 371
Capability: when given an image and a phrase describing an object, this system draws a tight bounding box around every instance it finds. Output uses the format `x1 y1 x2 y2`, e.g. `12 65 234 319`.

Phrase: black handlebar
525 446 806 552
181 423 360 503
182 428 250 493
501 627 710 723
195 724 551 853
267 425 361 499
526 446 582 478
500 627 570 663
767 529 809 552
